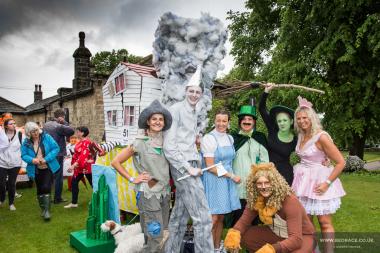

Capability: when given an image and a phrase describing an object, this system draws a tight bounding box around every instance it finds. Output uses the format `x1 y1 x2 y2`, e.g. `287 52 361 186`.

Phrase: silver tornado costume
163 100 213 253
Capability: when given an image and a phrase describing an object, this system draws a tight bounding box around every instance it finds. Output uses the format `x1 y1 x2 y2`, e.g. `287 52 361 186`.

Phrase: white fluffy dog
101 220 144 253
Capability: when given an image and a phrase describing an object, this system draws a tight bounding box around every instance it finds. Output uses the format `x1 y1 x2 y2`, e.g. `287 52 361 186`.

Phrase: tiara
297 96 313 108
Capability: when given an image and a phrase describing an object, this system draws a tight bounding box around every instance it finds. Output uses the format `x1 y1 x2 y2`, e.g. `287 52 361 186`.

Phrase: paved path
364 160 380 171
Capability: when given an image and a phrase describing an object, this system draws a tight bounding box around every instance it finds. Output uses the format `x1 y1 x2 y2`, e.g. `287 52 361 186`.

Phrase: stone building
0 96 26 126
24 32 108 142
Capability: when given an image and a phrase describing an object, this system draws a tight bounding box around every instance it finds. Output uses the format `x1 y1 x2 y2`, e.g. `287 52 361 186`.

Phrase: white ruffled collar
212 129 228 137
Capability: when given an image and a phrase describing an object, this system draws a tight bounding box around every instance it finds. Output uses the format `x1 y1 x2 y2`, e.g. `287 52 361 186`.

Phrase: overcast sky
0 0 246 107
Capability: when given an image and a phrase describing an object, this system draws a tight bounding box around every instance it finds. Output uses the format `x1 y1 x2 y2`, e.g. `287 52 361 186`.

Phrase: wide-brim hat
269 105 294 122
238 105 257 120
138 99 172 131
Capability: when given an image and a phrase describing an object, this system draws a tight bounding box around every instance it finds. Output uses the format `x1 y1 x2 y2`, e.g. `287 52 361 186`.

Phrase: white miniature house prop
102 62 162 144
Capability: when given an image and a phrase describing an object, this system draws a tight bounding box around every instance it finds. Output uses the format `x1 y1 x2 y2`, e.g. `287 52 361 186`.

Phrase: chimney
72 31 92 91
79 31 85 48
34 84 43 102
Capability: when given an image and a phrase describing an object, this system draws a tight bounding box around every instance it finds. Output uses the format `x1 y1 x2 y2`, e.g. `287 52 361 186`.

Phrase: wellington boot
42 194 51 221
38 195 45 217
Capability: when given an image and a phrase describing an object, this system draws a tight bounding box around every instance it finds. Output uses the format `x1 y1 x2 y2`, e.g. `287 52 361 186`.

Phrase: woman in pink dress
292 96 346 253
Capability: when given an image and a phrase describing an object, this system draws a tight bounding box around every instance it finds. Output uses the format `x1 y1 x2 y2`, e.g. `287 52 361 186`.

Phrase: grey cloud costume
163 100 213 253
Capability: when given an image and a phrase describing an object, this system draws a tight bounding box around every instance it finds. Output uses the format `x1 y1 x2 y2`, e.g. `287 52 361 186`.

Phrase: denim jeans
54 156 64 201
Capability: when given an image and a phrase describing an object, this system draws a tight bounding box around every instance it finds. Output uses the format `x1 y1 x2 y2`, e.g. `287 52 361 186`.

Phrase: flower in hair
297 96 313 108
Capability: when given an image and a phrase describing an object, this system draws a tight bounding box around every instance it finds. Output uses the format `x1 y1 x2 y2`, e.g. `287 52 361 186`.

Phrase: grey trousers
138 192 170 253
165 163 213 253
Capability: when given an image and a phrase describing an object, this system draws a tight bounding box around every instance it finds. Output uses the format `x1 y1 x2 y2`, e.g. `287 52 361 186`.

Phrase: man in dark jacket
43 109 74 204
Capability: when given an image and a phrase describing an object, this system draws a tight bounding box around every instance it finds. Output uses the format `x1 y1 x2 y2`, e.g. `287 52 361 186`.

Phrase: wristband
325 179 332 186
129 177 135 183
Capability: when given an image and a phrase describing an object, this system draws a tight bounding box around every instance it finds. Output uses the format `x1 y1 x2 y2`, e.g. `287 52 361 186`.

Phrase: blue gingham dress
201 132 241 214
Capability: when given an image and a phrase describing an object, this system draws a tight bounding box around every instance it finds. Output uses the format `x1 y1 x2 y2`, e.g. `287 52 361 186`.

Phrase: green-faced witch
258 83 297 185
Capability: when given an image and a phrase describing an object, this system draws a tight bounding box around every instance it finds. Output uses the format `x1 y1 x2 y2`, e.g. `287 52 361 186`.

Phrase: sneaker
64 203 78 208
54 198 68 204
15 192 22 198
9 204 16 211
219 240 227 253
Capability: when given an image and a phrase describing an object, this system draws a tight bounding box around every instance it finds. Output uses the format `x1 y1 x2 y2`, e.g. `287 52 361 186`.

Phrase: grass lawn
320 172 380 232
1 173 380 253
0 180 92 253
341 150 380 162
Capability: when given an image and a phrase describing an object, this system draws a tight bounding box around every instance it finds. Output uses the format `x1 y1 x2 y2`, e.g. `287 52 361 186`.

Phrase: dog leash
111 227 123 236
127 213 139 225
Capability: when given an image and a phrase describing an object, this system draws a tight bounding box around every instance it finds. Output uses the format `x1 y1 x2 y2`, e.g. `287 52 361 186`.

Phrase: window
107 110 117 126
124 106 135 126
115 73 125 93
108 81 115 97
64 108 69 123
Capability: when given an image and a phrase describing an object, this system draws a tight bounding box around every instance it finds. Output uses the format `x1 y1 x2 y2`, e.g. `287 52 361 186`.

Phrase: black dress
258 92 297 185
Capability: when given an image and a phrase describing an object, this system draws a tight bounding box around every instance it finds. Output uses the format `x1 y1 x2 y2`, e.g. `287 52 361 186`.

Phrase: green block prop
70 175 115 253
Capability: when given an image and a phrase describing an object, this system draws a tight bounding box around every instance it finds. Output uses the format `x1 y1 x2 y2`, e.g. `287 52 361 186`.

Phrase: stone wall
24 79 105 143
12 114 27 127
62 79 105 142
74 57 91 90
25 112 46 127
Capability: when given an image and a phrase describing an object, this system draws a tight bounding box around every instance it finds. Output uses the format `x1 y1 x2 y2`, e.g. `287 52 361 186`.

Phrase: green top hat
238 105 257 120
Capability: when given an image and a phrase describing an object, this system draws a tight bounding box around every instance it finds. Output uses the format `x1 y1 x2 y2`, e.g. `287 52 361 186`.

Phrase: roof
0 96 26 114
25 95 60 113
121 62 157 78
137 54 154 67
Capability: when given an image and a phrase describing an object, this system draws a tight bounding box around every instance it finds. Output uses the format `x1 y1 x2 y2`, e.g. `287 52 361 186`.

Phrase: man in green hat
230 102 269 225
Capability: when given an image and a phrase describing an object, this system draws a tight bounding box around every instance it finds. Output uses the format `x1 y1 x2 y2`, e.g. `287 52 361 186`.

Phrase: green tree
227 0 380 159
91 49 143 75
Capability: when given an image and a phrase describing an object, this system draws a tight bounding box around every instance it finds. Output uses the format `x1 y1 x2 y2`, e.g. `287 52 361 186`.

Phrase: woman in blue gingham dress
201 110 241 252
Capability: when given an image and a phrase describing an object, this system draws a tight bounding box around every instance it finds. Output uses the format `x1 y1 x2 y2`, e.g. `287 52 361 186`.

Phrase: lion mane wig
246 162 293 212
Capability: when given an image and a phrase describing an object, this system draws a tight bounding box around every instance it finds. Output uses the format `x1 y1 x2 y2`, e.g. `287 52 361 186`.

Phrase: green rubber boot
42 194 51 221
38 195 45 217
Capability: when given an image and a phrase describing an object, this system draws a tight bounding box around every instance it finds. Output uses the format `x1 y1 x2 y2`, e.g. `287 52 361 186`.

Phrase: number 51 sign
121 127 129 145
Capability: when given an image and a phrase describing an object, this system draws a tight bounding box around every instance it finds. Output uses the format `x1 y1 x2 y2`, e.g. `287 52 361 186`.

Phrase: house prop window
115 73 125 94
124 106 135 126
108 81 115 97
107 110 117 126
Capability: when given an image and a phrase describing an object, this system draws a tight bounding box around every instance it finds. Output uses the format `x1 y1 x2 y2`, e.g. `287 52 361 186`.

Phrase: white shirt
0 129 23 168
201 129 234 157
0 128 8 152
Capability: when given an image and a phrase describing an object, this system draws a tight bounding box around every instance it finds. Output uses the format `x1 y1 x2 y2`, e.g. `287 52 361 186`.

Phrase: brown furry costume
225 163 315 253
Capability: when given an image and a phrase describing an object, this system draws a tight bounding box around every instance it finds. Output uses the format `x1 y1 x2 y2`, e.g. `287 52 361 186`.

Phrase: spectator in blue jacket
21 122 59 221
43 109 74 204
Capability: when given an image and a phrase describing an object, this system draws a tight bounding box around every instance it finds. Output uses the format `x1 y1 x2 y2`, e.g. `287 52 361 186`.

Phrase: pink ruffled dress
292 131 346 215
